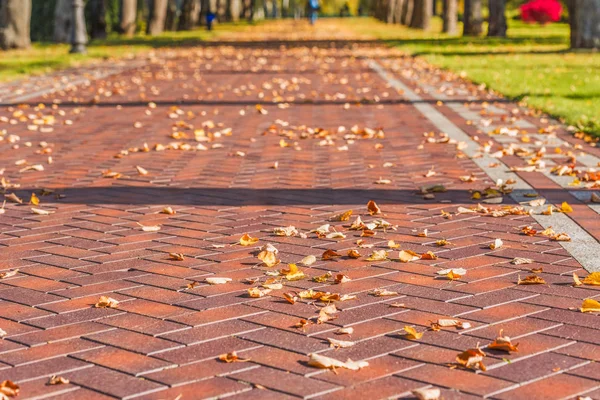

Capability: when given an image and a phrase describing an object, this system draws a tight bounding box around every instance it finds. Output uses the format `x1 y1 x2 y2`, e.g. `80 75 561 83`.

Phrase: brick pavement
0 20 599 400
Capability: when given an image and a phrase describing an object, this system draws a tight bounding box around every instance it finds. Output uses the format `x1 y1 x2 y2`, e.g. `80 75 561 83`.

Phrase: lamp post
70 0 87 54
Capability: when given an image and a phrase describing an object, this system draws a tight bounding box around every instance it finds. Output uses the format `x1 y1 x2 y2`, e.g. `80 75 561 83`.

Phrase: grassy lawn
348 17 600 136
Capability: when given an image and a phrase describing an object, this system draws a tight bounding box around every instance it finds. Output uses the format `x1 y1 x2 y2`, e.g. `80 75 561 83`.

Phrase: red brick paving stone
137 377 251 400
241 328 332 355
7 321 114 347
224 389 299 400
160 319 265 345
142 358 258 386
400 364 515 397
242 346 318 375
531 308 600 329
45 387 117 400
485 334 576 368
25 307 124 329
230 367 340 398
169 303 267 327
393 344 464 365
458 301 548 324
493 373 600 400
153 337 263 365
0 287 66 306
99 312 189 336
463 316 562 341
483 352 588 383
71 346 174 376
116 299 192 319
0 318 40 337
84 329 183 355
567 362 600 381
543 324 600 345
310 355 421 386
0 357 92 383
66 366 166 399
0 338 103 366
0 300 53 321
554 342 600 362
313 375 425 400
320 335 419 361
12 377 80 399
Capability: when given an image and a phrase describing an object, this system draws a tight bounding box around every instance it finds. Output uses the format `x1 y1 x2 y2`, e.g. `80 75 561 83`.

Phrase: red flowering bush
521 0 562 24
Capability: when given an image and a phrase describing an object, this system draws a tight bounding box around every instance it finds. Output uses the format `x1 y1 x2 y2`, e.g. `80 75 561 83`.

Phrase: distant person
207 12 216 31
308 0 319 25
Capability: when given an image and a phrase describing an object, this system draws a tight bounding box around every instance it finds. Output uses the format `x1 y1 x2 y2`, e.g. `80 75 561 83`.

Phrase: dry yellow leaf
48 375 70 385
300 255 316 266
366 250 388 261
218 351 250 363
239 233 259 246
582 272 600 286
0 269 18 279
307 353 368 371
488 330 519 353
136 166 149 176
331 210 353 221
559 201 573 213
412 387 441 400
327 338 355 349
367 200 381 215
248 287 271 298
205 277 232 285
322 249 342 260
161 207 176 215
517 275 546 285
95 296 119 308
280 263 305 281
169 252 185 261
347 249 361 259
403 326 423 340
456 346 486 371
29 193 40 206
0 380 19 397
580 298 600 313
398 250 419 263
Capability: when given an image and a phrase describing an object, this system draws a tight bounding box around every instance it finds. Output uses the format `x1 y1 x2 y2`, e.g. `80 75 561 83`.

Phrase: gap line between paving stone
369 60 600 273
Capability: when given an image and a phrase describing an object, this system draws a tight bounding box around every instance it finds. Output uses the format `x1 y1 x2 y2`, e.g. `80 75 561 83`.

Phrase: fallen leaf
307 353 368 371
280 263 305 281
375 177 392 184
248 287 271 298
347 249 361 259
367 200 381 215
331 210 353 221
322 249 342 260
580 298 600 313
421 251 437 260
398 250 420 263
436 239 451 246
529 198 546 207
334 274 351 284
456 346 486 371
169 252 185 261
418 229 428 237
257 246 280 267
300 255 317 266
293 319 311 330
412 387 441 400
47 375 70 385
403 326 423 340
136 166 149 176
488 329 519 353
551 232 571 241
218 351 250 363
239 233 259 246
573 273 583 287
29 193 40 205
186 281 200 289
0 380 19 397
0 269 18 279
4 193 22 204
273 226 299 236
517 275 546 285
95 296 119 308
387 240 400 249
283 292 298 304
335 327 354 335
366 250 388 261
370 288 397 297
161 207 176 215
138 223 160 232
490 238 503 250
0 328 6 337
530 267 543 273
581 272 600 286
559 201 573 213
511 257 533 265
205 277 232 285
327 337 355 349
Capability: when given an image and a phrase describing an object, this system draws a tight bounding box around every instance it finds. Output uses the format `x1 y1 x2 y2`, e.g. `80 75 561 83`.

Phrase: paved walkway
1 21 599 400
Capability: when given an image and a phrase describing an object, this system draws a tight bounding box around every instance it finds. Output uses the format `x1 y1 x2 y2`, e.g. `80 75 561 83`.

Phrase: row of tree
373 0 600 48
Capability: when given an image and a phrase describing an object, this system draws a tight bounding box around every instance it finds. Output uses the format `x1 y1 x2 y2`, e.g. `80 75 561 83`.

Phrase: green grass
0 22 253 83
348 17 600 136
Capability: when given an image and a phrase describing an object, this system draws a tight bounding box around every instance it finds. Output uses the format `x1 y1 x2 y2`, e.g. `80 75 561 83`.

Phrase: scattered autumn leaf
559 201 573 213
347 249 361 259
322 249 342 260
367 200 381 215
300 255 317 266
403 326 423 340
283 292 298 304
334 274 351 284
512 257 533 265
95 296 119 308
366 250 388 261
47 375 69 385
398 250 419 263
239 233 259 246
335 327 354 335
456 346 486 371
0 269 19 279
161 207 176 215
517 275 546 285
412 387 441 400
248 287 271 298
205 277 232 285
370 288 397 297
169 252 184 261
218 351 250 363
327 338 355 349
135 166 148 176
331 210 353 221
580 298 600 313
488 330 519 353
581 272 600 286
0 380 19 398
490 238 503 250
307 353 368 371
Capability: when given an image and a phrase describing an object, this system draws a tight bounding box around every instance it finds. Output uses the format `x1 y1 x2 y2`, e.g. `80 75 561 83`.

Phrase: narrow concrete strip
370 60 600 272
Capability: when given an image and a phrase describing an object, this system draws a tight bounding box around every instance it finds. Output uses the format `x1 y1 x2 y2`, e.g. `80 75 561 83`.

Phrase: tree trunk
147 0 168 35
53 0 73 43
487 0 506 37
120 0 137 36
0 0 31 49
567 0 600 49
394 0 405 23
164 0 178 30
229 0 241 21
401 0 414 25
90 0 108 39
410 0 431 29
442 0 456 34
178 0 201 29
386 0 395 23
463 0 482 36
